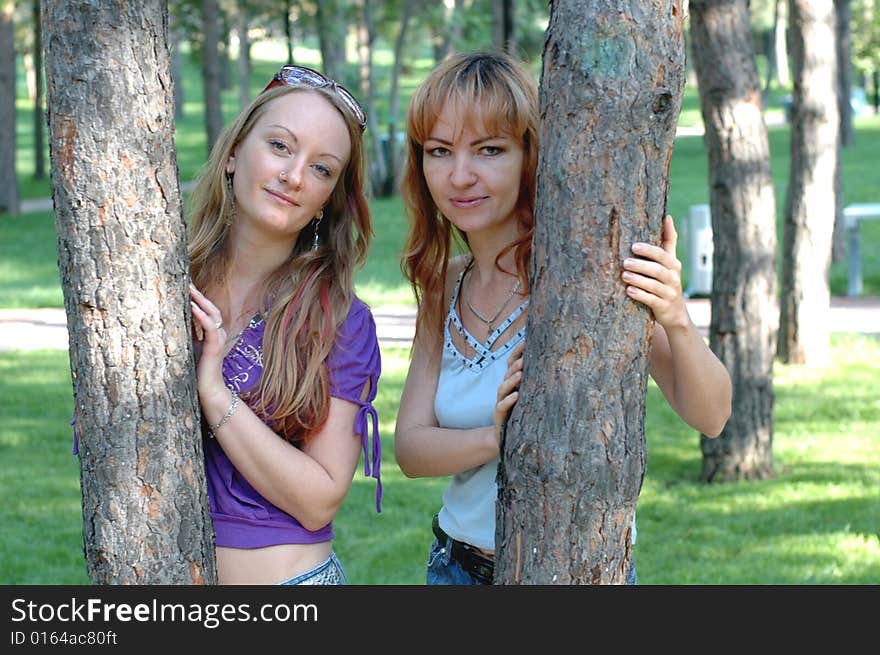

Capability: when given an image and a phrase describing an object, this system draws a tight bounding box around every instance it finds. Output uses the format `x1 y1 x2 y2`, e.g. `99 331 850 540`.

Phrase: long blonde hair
188 84 372 443
401 51 539 345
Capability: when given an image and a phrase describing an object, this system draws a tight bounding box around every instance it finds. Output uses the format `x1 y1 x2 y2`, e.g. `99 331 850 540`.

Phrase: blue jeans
426 537 637 585
278 552 348 585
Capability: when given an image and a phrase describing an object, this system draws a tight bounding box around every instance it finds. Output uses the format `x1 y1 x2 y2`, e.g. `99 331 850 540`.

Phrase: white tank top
434 266 528 550
434 266 637 550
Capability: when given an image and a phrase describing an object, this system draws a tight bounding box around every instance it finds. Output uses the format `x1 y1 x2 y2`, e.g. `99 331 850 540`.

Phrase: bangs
408 65 531 145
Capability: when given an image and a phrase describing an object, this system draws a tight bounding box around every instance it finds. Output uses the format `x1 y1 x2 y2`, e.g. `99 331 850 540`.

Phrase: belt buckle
459 542 494 584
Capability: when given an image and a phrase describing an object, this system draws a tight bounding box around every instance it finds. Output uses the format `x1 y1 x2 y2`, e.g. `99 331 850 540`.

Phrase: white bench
844 203 880 297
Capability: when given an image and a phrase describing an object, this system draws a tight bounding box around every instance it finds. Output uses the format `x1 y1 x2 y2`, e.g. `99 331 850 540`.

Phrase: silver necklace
464 266 521 333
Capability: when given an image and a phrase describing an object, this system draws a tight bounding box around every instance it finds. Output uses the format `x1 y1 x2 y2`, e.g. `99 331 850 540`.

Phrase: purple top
206 297 382 548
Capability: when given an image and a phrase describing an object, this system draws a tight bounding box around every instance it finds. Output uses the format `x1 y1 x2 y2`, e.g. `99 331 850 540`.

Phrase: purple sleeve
327 299 382 511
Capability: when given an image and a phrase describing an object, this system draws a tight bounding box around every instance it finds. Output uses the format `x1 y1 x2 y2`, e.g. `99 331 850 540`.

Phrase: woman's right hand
494 340 525 445
189 284 230 406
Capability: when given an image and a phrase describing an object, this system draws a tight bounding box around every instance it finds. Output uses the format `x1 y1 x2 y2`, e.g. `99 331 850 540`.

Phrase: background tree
0 0 19 215
495 0 685 584
236 0 252 109
492 0 515 54
690 0 778 481
832 0 854 265
315 0 347 83
42 0 215 584
763 0 791 98
31 0 44 180
778 0 840 366
381 0 416 197
201 0 223 152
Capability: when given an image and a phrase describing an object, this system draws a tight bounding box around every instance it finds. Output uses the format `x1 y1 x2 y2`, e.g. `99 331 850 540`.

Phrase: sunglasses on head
263 65 368 132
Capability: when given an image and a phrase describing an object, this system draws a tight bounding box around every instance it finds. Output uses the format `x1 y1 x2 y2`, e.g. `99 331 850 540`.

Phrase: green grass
2 336 877 585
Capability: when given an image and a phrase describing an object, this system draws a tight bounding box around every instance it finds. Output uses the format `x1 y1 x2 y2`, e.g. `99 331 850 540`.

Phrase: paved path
2 297 878 352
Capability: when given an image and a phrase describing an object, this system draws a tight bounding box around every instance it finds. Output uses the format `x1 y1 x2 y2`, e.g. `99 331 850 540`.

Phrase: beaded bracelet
208 389 239 438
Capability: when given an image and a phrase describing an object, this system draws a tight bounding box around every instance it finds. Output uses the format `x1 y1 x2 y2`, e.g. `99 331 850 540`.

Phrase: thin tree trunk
316 0 347 83
219 13 233 91
0 0 18 215
836 0 853 147
495 0 684 585
237 0 251 110
284 0 294 65
357 0 384 195
436 0 463 62
778 0 839 366
33 0 45 180
832 0 852 264
202 0 223 153
492 0 516 54
42 0 215 584
690 0 778 482
384 0 416 197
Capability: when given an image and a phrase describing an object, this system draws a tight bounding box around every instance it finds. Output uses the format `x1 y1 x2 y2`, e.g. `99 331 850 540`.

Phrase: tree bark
778 0 839 366
0 0 19 215
495 0 685 584
690 0 778 482
43 0 215 584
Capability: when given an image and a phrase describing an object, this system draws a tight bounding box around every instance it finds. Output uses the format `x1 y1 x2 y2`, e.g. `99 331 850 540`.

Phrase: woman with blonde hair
188 65 382 585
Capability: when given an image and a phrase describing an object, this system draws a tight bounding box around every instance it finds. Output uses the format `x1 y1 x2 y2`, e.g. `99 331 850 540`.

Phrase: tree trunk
778 0 839 366
493 0 516 54
0 0 19 215
384 0 416 197
316 0 347 84
170 24 185 120
219 13 233 92
435 0 463 63
831 0 852 264
284 0 294 65
495 0 684 585
33 0 45 180
764 0 791 95
835 0 852 147
201 0 223 153
690 0 777 482
357 0 384 196
237 0 251 110
42 0 215 584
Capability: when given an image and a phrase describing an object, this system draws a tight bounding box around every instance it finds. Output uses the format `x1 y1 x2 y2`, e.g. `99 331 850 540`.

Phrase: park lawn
1 335 878 585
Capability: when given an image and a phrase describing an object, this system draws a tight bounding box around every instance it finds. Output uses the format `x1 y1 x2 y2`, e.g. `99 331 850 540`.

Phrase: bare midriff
216 541 332 585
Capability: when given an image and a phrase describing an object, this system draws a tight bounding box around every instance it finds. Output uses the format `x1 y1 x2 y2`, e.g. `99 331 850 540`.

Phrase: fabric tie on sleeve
355 403 382 512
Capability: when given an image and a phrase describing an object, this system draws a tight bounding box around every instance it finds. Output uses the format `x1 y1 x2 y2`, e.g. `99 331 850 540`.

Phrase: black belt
432 514 494 585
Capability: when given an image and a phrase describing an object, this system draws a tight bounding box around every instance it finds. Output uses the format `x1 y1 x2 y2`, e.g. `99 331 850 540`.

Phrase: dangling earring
224 172 235 226
312 210 323 251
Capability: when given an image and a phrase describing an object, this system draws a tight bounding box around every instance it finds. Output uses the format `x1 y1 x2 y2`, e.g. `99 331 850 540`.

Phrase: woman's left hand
622 215 689 331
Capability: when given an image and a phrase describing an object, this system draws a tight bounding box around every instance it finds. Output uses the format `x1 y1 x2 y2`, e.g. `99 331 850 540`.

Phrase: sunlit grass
1 334 877 585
